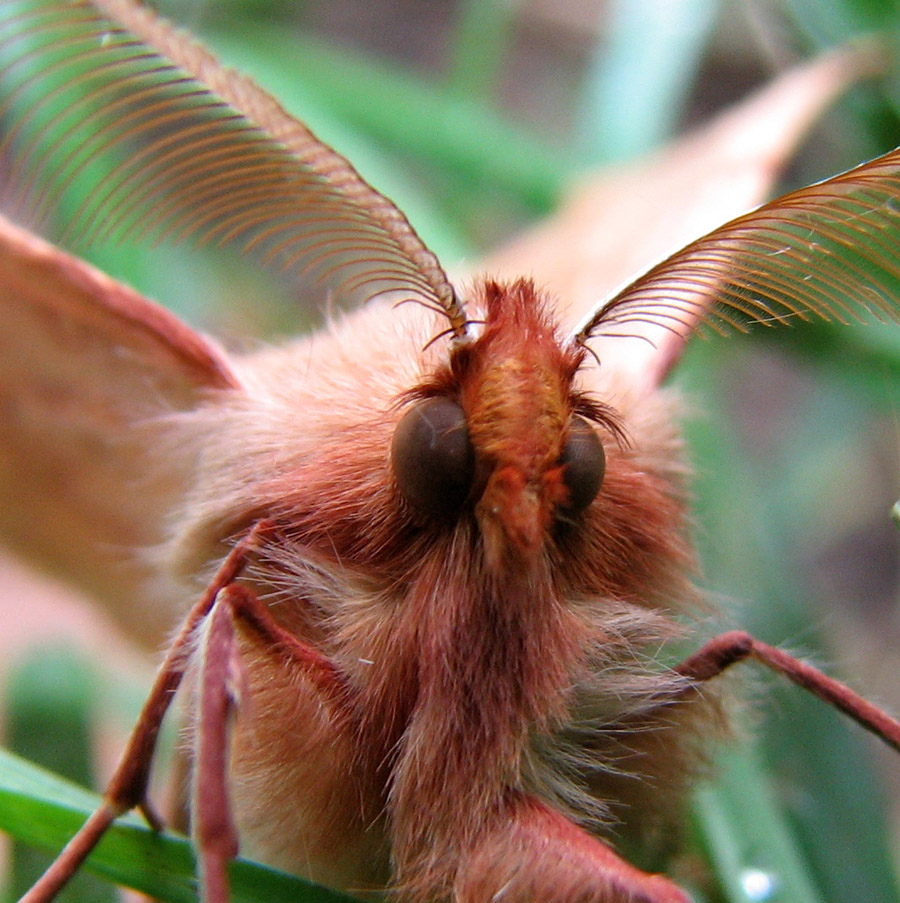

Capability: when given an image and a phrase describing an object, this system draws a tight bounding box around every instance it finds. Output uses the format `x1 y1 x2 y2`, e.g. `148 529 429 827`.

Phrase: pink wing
0 0 467 640
0 213 238 640
480 44 885 388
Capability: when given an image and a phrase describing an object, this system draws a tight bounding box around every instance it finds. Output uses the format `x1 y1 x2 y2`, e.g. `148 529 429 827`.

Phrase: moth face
391 279 606 570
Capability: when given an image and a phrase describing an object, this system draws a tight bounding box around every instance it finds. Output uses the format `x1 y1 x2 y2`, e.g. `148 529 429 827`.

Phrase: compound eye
391 397 475 515
559 416 605 515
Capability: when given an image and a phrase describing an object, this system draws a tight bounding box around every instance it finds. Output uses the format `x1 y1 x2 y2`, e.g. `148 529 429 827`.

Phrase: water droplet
739 868 777 901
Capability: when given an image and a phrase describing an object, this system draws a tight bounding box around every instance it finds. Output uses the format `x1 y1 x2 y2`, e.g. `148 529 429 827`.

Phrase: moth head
391 278 612 569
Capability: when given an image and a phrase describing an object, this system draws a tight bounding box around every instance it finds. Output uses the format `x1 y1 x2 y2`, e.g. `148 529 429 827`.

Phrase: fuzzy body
165 279 718 900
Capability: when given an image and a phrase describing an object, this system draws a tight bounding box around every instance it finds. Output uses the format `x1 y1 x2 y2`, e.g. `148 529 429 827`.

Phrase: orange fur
157 279 715 900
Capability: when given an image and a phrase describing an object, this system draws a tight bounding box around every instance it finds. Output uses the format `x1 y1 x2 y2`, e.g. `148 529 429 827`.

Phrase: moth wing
480 45 883 386
577 136 900 381
571 45 900 381
0 213 238 640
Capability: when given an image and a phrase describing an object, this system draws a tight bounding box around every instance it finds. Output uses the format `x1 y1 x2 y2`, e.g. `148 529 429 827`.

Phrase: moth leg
457 795 689 903
191 582 348 903
675 629 900 753
19 522 273 903
194 591 240 903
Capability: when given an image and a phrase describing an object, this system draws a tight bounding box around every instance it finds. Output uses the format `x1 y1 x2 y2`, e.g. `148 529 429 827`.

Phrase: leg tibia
675 630 900 753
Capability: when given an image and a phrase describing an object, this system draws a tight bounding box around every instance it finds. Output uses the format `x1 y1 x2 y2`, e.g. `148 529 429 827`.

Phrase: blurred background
2 0 900 901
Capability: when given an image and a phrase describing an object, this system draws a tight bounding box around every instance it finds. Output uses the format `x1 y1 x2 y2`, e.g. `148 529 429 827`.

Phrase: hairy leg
675 629 900 752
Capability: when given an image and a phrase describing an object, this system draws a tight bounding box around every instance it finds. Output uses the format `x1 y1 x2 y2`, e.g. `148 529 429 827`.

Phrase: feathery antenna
0 0 470 337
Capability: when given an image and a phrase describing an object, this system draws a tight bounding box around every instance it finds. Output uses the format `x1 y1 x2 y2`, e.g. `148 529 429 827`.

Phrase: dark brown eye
391 397 474 515
559 416 605 515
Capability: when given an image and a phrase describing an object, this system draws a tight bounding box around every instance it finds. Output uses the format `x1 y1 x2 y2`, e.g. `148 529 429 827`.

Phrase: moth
1 1 900 902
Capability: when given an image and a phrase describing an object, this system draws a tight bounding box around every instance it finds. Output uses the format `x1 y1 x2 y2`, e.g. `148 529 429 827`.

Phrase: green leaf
0 749 360 903
692 743 824 903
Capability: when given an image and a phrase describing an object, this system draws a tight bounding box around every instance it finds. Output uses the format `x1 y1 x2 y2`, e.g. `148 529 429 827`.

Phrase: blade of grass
576 0 720 164
6 648 114 903
445 0 515 101
691 743 824 903
0 748 360 903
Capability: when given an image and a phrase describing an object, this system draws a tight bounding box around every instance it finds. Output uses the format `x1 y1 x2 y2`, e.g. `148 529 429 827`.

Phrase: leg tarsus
220 583 346 701
18 805 118 903
104 522 272 815
199 854 232 903
138 798 166 832
674 629 753 680
190 581 349 903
